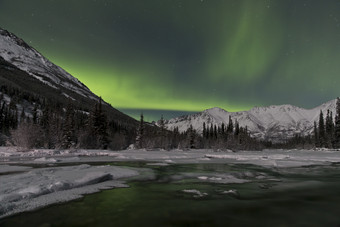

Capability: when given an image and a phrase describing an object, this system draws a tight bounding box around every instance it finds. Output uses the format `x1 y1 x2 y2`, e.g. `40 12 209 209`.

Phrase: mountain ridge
0 28 95 100
0 27 137 121
162 99 337 142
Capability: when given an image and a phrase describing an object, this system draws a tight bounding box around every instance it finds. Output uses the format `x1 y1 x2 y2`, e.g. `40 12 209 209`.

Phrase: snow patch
221 189 240 198
196 174 249 184
182 189 208 198
0 164 140 219
34 157 58 163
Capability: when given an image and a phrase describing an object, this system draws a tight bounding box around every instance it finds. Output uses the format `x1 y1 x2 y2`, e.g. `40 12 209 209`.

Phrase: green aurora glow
1 0 340 120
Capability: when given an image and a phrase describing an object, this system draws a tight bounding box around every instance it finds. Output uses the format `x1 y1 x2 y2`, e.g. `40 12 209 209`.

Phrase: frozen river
1 148 340 226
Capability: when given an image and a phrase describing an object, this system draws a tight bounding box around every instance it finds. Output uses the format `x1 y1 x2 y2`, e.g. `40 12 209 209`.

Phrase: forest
1 82 340 151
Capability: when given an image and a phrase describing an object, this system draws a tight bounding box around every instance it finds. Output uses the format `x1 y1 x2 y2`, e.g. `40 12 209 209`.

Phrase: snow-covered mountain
0 28 95 100
0 27 137 129
163 100 337 141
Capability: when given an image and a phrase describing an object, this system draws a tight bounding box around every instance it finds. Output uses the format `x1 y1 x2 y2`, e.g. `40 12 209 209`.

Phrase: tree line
313 98 340 149
135 115 264 150
0 84 135 150
271 97 340 150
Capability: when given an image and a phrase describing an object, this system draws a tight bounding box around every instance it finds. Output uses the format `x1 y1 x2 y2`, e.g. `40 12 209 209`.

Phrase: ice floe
0 164 142 219
182 189 208 198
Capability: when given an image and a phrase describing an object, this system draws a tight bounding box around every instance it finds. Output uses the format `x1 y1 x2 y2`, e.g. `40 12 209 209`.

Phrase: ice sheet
0 164 140 219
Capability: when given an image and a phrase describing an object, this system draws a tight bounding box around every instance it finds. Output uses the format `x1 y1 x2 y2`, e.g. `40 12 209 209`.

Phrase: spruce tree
318 110 326 147
0 102 4 133
234 120 240 136
172 126 179 148
32 104 38 125
61 103 76 149
40 105 50 130
84 97 109 149
325 110 334 148
135 113 145 149
96 98 109 149
221 122 225 135
227 116 233 133
314 121 319 147
40 104 51 147
158 115 166 149
188 124 195 149
203 122 206 139
209 124 213 139
334 98 340 148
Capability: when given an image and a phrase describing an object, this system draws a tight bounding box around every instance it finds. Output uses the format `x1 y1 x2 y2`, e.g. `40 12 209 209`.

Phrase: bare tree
10 122 42 150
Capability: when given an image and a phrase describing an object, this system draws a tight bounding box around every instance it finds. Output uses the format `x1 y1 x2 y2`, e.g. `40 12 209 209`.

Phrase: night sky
1 0 340 121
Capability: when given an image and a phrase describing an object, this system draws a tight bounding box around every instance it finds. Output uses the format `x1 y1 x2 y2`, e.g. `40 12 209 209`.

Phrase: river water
1 162 340 226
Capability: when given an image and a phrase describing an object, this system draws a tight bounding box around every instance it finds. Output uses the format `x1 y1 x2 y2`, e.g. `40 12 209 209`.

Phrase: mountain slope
163 100 337 141
0 28 94 100
0 27 137 129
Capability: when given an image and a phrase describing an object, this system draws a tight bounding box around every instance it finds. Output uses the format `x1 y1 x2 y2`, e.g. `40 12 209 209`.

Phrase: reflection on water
1 163 340 226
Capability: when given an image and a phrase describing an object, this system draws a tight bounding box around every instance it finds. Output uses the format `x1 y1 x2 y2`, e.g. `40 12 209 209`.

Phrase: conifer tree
32 104 38 125
83 97 109 149
158 115 166 149
325 110 334 148
234 120 240 136
171 126 180 148
314 121 319 147
40 104 51 147
96 98 109 149
40 105 50 130
221 122 225 135
318 110 325 147
203 122 207 139
61 103 76 149
0 102 4 133
334 98 340 148
135 113 145 149
188 124 195 148
209 124 213 139
227 116 233 133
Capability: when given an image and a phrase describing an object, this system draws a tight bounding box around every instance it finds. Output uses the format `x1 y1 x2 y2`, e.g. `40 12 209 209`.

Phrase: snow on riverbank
0 164 143 219
204 149 340 167
1 147 339 167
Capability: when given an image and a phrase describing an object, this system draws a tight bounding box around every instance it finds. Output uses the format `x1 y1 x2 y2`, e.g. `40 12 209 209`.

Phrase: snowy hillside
163 100 337 141
0 27 138 141
0 28 95 100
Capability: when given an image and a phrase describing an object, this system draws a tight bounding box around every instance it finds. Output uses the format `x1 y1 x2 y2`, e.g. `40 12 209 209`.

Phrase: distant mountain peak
203 107 228 114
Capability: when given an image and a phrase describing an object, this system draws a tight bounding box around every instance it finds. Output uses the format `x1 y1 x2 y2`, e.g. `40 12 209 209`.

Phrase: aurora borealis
1 0 340 121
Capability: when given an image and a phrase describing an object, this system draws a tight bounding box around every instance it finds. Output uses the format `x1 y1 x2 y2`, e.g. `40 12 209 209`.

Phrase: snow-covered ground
0 165 141 218
1 147 339 167
0 147 158 219
1 147 340 219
